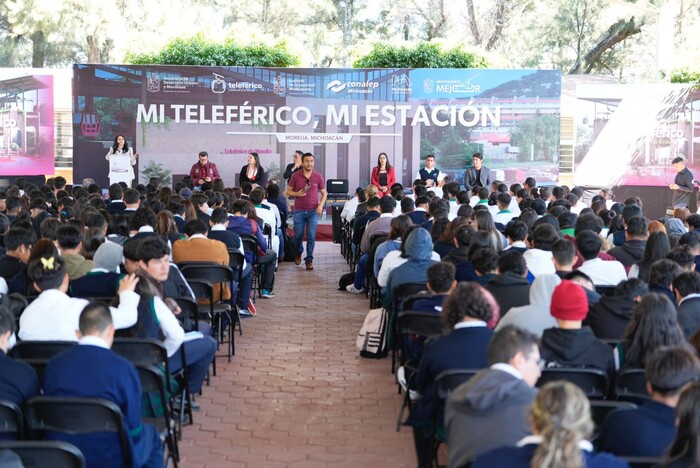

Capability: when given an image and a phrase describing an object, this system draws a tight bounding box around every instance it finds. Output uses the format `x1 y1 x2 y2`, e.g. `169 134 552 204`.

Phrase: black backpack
338 272 355 291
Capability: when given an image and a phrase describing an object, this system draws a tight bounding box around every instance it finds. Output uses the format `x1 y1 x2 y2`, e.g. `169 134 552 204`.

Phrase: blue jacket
473 442 627 468
597 400 676 457
227 215 267 264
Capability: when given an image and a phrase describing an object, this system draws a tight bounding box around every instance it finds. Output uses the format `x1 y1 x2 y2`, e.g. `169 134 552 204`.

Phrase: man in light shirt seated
576 230 627 286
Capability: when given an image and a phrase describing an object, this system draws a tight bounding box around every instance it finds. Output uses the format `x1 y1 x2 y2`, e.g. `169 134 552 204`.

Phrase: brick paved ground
178 241 416 467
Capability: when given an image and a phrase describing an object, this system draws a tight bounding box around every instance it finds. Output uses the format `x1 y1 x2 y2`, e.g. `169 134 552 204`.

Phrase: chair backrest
239 234 259 260
111 338 168 370
4 292 28 321
537 368 609 399
588 399 636 435
392 282 429 313
0 440 86 468
10 341 75 361
226 249 245 271
134 364 172 424
615 368 649 402
24 396 132 468
366 235 388 277
397 311 444 339
184 279 214 302
171 295 199 332
402 292 438 312
434 369 480 400
0 399 23 439
179 263 234 285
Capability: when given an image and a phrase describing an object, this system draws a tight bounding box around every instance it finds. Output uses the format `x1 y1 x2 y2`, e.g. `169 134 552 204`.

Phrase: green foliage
125 34 299 67
140 160 172 186
420 138 435 158
510 113 560 162
670 69 700 84
352 42 488 68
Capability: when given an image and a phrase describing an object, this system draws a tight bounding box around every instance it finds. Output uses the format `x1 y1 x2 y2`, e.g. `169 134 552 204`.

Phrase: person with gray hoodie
384 226 438 309
445 325 540 467
495 274 561 337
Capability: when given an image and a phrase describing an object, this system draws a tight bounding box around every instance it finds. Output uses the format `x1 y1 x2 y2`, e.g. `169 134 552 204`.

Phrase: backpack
283 228 296 262
338 272 355 291
356 307 388 359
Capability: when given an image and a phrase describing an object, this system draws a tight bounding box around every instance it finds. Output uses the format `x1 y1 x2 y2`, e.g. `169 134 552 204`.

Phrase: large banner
73 65 561 189
0 70 54 176
574 83 700 187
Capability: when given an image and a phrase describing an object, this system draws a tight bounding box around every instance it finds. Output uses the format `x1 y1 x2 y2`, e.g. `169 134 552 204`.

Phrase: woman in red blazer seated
370 152 396 197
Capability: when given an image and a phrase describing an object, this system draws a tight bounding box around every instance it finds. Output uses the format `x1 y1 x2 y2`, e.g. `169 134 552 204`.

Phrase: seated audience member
598 347 700 458
411 261 457 313
473 381 627 468
618 293 687 370
576 230 627 286
678 231 700 271
629 231 671 281
384 227 438 308
0 226 35 282
523 223 559 278
486 250 531 316
540 280 615 379
433 217 467 258
352 196 381 250
471 247 499 286
373 215 412 278
408 196 429 225
0 306 39 411
408 282 495 468
496 274 561 337
69 241 124 298
665 382 700 467
130 237 216 395
648 258 682 304
564 270 602 306
122 188 141 214
667 245 697 272
442 225 477 281
266 183 288 229
19 255 140 341
248 187 280 257
8 238 57 296
353 184 378 222
126 207 160 244
608 204 643 247
608 216 648 267
190 192 211 224
585 278 648 340
340 187 364 222
227 200 277 304
378 226 439 289
43 302 163 468
492 192 516 227
673 271 700 339
551 237 577 278
105 183 126 215
503 220 528 254
445 325 540 467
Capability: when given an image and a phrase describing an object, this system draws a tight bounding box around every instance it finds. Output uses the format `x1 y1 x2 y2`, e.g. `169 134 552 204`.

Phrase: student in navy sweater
598 347 700 457
43 302 163 468
473 381 626 468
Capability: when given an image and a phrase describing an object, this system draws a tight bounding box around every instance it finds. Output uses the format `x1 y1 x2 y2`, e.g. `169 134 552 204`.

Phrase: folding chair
239 234 261 301
0 399 23 440
431 369 480 465
24 396 133 468
10 341 76 385
135 364 179 466
389 282 429 374
615 368 649 403
588 399 636 440
226 249 246 334
0 441 85 468
111 338 192 440
3 292 28 331
366 234 387 308
178 264 237 360
536 368 609 399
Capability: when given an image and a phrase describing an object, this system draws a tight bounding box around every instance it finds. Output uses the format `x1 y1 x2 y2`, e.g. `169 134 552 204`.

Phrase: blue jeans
354 253 368 289
169 336 217 394
294 209 318 262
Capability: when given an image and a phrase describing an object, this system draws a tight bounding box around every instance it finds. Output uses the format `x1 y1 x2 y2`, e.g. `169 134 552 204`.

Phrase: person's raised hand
118 273 140 294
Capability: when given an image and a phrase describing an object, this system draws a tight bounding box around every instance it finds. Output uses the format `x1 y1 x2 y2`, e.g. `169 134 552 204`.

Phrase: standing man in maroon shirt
284 152 327 270
189 151 220 187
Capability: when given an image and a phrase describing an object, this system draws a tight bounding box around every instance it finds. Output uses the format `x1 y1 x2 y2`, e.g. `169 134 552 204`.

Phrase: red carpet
287 223 334 242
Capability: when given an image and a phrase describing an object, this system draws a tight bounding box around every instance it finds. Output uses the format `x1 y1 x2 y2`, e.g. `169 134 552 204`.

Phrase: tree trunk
31 30 46 68
485 0 506 50
465 0 481 45
87 35 100 63
569 16 643 74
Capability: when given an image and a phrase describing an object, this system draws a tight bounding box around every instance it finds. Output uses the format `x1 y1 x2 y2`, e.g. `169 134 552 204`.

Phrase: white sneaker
346 284 364 294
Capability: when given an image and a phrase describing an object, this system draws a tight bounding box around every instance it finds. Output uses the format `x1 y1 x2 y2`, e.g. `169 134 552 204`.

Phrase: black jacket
585 296 636 340
540 327 615 380
678 296 700 339
486 272 530 316
608 239 646 267
352 211 379 245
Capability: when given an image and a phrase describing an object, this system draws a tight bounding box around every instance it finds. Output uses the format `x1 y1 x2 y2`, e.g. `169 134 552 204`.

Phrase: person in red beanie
540 280 615 382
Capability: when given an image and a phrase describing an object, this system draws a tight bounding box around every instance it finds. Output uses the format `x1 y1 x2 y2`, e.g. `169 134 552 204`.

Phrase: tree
125 35 299 66
352 42 487 68
670 68 700 84
510 113 560 162
464 0 534 51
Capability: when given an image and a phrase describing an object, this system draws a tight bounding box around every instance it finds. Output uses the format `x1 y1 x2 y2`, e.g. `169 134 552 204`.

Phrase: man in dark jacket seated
442 225 477 282
0 307 39 421
598 347 700 457
540 280 615 381
672 271 700 339
608 216 648 267
585 278 648 340
485 250 530 317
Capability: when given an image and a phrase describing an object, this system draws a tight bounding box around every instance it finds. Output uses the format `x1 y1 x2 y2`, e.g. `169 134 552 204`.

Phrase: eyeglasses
527 354 546 370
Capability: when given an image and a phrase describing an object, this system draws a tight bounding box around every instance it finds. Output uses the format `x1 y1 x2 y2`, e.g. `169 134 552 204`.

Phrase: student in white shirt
18 255 140 342
576 230 627 286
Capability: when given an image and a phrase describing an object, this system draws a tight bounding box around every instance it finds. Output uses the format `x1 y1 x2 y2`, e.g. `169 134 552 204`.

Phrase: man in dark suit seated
43 302 163 467
0 306 39 412
105 183 126 215
463 152 492 191
598 347 700 457
485 250 531 317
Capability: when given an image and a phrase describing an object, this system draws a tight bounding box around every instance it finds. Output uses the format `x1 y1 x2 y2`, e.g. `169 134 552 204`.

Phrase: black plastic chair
536 368 609 399
366 234 387 308
0 440 85 468
615 368 649 403
10 341 76 385
0 399 23 440
588 399 636 440
390 282 429 374
3 292 28 330
179 264 237 360
135 364 179 467
239 234 261 301
111 338 192 440
24 396 132 468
